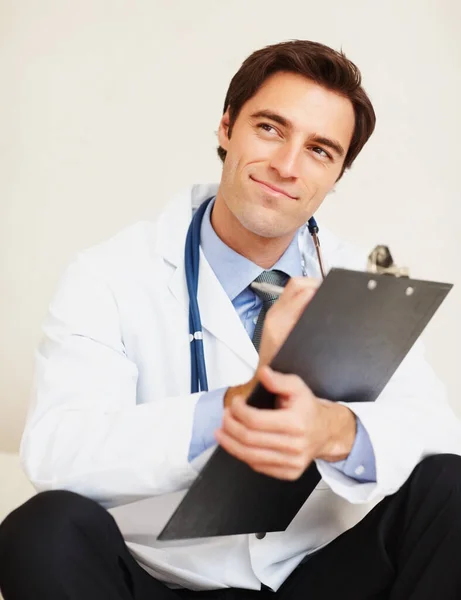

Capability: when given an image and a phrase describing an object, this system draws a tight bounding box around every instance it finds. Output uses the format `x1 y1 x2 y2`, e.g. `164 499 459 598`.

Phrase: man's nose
269 144 303 179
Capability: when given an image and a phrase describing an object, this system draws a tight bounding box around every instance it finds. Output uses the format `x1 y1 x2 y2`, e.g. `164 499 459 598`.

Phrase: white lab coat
21 183 461 591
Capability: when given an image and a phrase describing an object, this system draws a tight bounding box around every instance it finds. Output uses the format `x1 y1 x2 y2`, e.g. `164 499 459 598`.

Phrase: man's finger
278 277 320 305
276 280 318 313
258 366 310 398
253 463 311 481
230 394 305 434
221 408 305 455
284 276 321 295
215 428 303 468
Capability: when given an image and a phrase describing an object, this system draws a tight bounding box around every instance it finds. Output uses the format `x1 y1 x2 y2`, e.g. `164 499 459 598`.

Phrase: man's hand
216 366 357 480
257 276 320 367
224 276 320 410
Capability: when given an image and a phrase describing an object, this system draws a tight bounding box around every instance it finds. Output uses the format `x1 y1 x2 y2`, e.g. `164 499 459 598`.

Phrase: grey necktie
252 270 289 352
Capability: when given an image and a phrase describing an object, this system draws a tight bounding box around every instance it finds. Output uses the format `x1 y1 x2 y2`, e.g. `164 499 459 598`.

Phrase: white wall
1 0 460 453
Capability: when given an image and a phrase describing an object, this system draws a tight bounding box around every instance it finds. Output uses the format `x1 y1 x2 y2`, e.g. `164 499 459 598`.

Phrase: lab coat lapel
167 249 258 370
198 250 259 369
157 186 258 371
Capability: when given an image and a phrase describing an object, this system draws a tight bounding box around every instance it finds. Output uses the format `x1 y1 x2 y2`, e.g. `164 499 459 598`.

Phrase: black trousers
1 454 461 600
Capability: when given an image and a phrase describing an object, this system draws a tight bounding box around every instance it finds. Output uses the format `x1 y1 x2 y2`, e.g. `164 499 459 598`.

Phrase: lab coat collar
156 183 219 268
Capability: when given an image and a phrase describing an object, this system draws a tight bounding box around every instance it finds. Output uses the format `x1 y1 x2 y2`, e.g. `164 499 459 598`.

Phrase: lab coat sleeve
315 341 461 504
20 255 202 508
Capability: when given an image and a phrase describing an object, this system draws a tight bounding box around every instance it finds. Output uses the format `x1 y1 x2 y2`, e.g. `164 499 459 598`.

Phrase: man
1 39 461 600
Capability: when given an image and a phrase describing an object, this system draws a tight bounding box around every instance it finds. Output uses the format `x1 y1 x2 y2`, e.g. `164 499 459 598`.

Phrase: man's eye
312 147 331 159
258 123 277 134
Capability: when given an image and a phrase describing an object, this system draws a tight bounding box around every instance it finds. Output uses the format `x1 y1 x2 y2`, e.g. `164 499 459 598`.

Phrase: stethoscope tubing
186 197 323 393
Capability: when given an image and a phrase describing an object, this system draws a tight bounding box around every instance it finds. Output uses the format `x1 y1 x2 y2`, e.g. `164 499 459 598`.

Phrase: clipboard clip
367 245 410 278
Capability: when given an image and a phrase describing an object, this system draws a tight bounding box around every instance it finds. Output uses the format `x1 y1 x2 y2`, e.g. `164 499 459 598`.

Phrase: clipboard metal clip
367 245 410 278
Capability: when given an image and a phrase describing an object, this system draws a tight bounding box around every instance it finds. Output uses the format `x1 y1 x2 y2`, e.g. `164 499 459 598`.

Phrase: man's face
217 71 355 239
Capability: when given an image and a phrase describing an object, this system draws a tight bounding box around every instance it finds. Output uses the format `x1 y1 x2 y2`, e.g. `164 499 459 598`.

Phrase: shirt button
355 465 365 476
255 532 266 539
253 317 258 325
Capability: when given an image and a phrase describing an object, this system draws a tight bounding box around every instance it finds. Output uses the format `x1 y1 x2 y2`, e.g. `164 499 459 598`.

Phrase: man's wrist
316 400 357 462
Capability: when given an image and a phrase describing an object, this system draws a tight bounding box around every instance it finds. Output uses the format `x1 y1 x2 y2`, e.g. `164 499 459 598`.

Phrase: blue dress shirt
188 199 376 483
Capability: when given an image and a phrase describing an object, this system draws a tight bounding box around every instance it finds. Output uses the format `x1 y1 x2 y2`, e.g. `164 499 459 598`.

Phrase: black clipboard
158 268 452 540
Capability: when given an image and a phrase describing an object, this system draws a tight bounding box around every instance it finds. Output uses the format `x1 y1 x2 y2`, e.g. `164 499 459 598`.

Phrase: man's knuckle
293 456 307 471
291 439 305 454
253 464 268 475
289 374 303 389
242 429 254 445
245 413 258 429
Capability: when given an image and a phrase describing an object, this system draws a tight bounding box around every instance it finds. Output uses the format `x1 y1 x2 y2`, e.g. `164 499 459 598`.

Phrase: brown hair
217 40 376 179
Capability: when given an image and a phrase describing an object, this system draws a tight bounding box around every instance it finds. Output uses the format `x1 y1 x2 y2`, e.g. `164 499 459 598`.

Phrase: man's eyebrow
250 110 291 129
310 135 345 158
250 110 346 158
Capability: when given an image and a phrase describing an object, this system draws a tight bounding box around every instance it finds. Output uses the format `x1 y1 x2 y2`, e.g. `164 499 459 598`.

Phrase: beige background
1 0 460 454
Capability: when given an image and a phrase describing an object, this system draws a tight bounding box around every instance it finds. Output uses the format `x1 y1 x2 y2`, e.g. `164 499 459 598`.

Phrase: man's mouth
250 176 297 200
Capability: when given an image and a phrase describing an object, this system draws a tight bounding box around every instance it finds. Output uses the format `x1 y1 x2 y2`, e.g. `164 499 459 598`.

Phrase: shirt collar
200 198 303 301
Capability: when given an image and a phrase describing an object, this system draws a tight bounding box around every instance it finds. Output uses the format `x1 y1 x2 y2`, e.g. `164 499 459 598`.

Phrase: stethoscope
186 197 326 394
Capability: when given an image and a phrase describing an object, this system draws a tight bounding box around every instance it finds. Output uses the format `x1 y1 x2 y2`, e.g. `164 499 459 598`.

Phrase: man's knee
417 453 461 481
0 489 107 564
412 454 461 506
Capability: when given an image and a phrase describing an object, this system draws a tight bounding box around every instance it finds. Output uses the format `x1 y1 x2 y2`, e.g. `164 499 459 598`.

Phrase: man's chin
228 190 297 238
238 213 292 240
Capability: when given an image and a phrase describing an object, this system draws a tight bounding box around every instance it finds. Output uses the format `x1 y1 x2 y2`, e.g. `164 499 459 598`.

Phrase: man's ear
217 109 231 150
